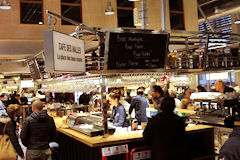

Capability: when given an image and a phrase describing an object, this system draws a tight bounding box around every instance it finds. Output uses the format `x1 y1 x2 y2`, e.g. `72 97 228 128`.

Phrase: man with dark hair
152 85 164 110
143 97 186 160
129 88 148 123
21 101 57 160
125 90 132 104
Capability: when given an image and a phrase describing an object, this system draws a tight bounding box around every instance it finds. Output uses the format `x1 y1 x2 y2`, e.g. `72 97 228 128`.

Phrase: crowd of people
0 79 240 160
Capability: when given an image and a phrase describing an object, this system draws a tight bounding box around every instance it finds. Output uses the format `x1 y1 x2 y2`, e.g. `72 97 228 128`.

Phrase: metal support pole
204 34 210 70
141 0 147 29
101 76 109 136
161 0 168 32
197 2 215 32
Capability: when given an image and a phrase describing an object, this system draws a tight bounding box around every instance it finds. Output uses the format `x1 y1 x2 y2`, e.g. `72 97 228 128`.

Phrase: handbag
0 123 18 160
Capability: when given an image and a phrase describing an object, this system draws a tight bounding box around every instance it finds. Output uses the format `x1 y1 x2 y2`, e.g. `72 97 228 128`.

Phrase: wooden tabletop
54 117 213 148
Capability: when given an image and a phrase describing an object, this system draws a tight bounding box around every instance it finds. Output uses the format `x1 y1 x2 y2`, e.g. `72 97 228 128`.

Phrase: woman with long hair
0 104 24 160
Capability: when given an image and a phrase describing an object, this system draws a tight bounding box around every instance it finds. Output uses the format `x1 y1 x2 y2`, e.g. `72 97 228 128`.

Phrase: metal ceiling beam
199 0 219 7
197 2 215 32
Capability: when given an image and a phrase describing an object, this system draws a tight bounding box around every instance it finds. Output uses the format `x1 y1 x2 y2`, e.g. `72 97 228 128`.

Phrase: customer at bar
215 79 235 94
0 104 24 160
125 90 132 104
151 85 164 110
129 88 148 123
143 97 186 160
20 90 28 105
21 101 57 160
219 126 240 160
197 85 207 92
109 93 129 127
78 92 90 105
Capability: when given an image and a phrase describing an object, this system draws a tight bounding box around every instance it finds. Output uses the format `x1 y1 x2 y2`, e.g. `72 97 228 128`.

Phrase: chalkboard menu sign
27 58 41 80
105 32 169 70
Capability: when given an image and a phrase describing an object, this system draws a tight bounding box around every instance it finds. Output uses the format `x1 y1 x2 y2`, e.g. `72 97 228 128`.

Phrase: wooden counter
54 117 213 148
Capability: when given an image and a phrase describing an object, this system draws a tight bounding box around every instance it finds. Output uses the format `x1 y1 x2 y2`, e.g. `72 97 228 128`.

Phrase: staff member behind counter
129 88 148 123
109 93 129 127
215 79 235 94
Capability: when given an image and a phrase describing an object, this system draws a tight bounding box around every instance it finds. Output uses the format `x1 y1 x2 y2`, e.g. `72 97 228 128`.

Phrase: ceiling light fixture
0 0 11 10
235 20 240 24
105 1 114 15
235 13 240 24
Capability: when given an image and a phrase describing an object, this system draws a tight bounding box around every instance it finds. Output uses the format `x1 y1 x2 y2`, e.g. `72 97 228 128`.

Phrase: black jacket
0 116 24 157
143 112 186 160
20 110 57 150
224 86 235 94
219 127 240 160
79 93 90 105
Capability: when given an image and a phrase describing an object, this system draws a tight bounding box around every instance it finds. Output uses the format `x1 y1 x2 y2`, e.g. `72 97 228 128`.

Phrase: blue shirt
129 95 148 122
111 104 128 127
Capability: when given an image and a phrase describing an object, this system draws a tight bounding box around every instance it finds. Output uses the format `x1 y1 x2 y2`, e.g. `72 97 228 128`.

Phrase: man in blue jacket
129 88 148 123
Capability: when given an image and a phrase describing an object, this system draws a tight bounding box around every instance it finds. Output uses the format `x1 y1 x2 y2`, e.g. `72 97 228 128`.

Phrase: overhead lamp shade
0 0 11 10
105 2 114 15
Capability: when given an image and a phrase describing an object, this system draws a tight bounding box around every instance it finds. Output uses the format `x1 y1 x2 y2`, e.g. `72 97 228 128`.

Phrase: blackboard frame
27 58 42 80
104 30 169 72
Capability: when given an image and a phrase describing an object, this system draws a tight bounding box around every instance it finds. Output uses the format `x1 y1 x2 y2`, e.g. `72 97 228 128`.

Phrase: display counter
54 117 215 160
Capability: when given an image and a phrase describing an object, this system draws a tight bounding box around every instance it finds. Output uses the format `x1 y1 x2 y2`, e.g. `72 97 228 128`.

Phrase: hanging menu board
105 32 169 70
27 58 41 80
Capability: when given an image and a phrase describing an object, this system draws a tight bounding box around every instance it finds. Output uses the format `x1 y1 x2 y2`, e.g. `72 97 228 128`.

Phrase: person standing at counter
20 90 28 105
78 92 90 105
215 79 235 94
197 85 207 92
125 90 132 104
143 97 186 160
109 93 129 127
21 101 57 160
129 89 148 123
151 85 164 110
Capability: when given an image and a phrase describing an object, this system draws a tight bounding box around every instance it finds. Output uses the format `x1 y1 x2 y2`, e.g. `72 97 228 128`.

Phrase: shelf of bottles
167 48 239 70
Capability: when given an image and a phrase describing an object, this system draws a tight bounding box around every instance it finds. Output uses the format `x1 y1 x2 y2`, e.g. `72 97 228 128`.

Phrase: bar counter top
54 117 214 148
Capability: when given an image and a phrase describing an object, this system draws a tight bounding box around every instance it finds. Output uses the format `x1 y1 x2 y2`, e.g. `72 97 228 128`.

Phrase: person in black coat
20 101 57 160
219 127 240 160
0 104 24 159
143 97 187 160
78 92 90 105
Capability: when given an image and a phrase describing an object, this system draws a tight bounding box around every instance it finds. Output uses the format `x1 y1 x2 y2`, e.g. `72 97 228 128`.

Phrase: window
20 0 43 24
169 0 185 30
117 0 135 27
61 0 82 25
